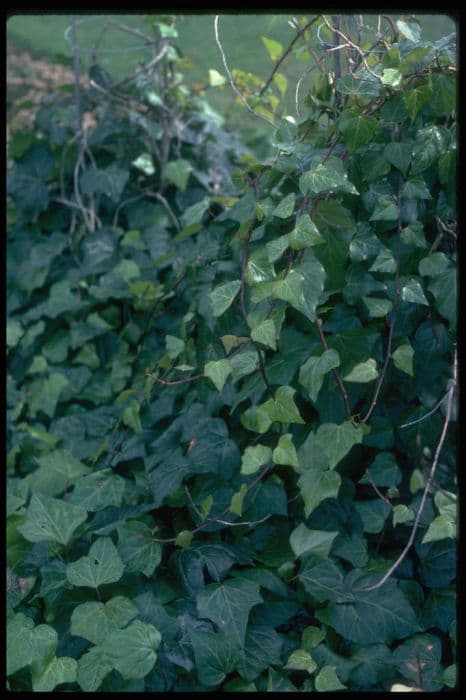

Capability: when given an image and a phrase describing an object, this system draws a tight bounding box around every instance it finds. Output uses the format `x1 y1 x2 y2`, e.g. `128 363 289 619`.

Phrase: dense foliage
7 15 457 692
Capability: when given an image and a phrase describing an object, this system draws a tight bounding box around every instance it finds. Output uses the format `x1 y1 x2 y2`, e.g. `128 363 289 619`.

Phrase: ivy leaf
117 521 162 577
197 578 263 648
428 269 456 325
401 278 429 305
241 444 272 475
360 452 402 488
299 349 340 402
66 537 125 588
392 344 415 376
315 665 347 691
175 530 194 549
284 649 317 673
164 159 192 191
189 629 240 686
28 373 69 419
422 514 456 544
299 554 349 603
289 214 324 249
69 469 126 512
272 192 295 218
18 494 87 545
262 36 283 61
381 68 402 87
298 468 341 518
392 634 442 691
29 624 77 692
290 524 338 558
238 626 283 681
384 142 412 177
327 576 420 644
71 596 138 645
343 358 378 383
76 647 114 692
102 620 162 679
260 385 305 424
204 359 232 392
7 612 35 675
272 433 299 468
25 449 90 497
230 483 248 516
272 269 305 310
314 422 364 469
299 162 359 196
339 113 380 152
209 280 241 317
250 319 277 350
362 296 393 318
80 165 129 202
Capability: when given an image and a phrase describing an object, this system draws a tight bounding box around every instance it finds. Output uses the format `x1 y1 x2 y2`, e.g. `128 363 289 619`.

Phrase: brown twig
360 349 457 592
259 16 319 98
364 469 393 507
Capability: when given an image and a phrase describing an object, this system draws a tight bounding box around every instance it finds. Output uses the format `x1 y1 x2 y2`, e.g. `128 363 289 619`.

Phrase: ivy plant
7 13 456 692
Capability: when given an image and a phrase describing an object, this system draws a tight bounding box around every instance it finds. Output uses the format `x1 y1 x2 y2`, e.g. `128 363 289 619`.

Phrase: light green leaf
208 68 226 86
273 433 299 468
132 153 155 175
28 373 69 419
298 468 341 518
166 334 185 359
284 649 317 674
18 494 87 545
272 192 295 219
122 400 143 434
299 163 359 196
103 620 161 679
117 521 162 577
77 646 113 692
175 530 194 549
392 344 414 376
189 629 240 686
401 278 429 305
343 358 378 383
26 449 90 497
164 159 192 191
369 196 399 222
251 319 277 350
197 578 263 648
273 72 288 96
418 252 450 278
241 444 272 475
290 523 338 558
204 359 233 392
7 318 24 347
209 280 241 317
315 665 346 691
299 349 340 402
422 514 456 544
266 233 290 262
71 597 138 645
66 537 125 588
314 422 364 469
240 404 272 434
393 504 414 526
180 196 210 229
404 85 432 120
369 248 396 273
230 483 248 516
271 269 304 309
381 69 402 87
362 296 393 318
69 469 126 512
32 654 77 692
396 18 421 41
262 36 283 61
260 385 304 424
289 214 324 249
7 612 34 675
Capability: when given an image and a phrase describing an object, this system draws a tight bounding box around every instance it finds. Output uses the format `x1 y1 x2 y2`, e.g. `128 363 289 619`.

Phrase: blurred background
7 13 457 141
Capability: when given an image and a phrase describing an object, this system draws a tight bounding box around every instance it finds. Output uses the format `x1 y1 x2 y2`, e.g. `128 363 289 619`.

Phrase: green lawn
7 12 456 138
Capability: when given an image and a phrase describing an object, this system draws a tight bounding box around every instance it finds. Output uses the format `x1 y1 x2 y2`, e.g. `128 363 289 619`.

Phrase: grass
7 12 457 138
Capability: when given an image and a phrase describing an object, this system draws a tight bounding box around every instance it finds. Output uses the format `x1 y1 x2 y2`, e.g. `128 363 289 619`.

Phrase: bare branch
213 15 275 127
399 391 451 429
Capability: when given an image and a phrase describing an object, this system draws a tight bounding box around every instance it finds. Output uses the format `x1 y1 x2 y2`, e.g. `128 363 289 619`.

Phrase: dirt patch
7 40 76 131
